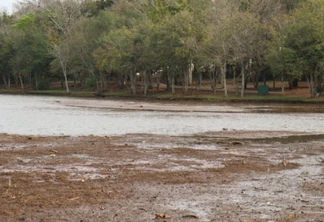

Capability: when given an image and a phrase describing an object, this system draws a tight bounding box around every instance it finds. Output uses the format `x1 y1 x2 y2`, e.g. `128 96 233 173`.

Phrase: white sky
0 0 15 14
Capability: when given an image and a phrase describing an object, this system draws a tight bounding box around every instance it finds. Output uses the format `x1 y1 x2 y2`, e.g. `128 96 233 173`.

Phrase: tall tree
0 12 14 88
284 0 324 98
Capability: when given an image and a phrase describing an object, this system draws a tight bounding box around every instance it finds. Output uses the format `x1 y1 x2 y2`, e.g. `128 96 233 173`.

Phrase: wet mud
0 131 323 221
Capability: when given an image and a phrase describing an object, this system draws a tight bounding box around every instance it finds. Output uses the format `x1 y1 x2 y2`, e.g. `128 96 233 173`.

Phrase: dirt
0 131 324 222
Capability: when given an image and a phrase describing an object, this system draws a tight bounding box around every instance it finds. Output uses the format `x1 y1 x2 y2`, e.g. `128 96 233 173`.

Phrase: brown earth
0 131 324 222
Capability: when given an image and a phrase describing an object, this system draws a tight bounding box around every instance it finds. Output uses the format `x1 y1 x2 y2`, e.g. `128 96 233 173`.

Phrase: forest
0 0 323 98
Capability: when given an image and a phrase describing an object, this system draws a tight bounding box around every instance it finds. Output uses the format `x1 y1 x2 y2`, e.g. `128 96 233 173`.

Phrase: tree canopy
1 0 323 98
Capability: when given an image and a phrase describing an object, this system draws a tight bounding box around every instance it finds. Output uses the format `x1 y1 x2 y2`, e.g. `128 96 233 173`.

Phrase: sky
0 0 15 14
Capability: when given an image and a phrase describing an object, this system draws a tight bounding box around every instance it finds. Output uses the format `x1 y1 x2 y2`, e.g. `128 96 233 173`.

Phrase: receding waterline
1 95 323 136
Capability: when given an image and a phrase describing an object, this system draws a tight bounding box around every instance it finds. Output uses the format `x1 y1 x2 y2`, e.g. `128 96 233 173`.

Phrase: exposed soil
1 131 323 222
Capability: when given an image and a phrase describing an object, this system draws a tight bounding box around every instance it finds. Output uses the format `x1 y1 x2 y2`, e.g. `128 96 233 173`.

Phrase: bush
33 78 50 90
84 76 97 88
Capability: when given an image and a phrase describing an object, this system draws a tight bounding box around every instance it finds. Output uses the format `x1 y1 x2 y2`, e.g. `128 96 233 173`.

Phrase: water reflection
0 95 324 136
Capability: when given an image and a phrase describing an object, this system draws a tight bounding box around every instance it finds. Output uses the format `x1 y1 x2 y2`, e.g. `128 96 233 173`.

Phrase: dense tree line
0 0 323 98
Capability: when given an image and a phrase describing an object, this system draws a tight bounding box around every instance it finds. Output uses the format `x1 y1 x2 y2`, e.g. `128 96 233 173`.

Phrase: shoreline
1 89 324 105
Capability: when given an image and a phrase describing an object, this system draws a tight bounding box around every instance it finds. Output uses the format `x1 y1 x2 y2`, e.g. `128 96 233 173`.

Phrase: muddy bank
61 97 324 113
0 131 323 221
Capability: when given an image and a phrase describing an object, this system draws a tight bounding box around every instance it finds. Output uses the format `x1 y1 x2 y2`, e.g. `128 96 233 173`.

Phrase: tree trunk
233 65 236 87
209 70 214 92
19 74 24 90
57 49 70 93
59 59 70 93
156 73 160 92
241 64 245 97
196 70 202 93
209 67 217 94
306 73 317 98
253 69 260 89
3 75 8 89
166 69 171 91
129 70 137 95
188 61 193 86
144 71 148 96
171 75 175 95
233 65 239 96
63 70 69 93
100 71 108 91
116 72 124 89
184 67 189 95
35 73 38 90
221 62 228 97
281 73 285 94
198 72 202 91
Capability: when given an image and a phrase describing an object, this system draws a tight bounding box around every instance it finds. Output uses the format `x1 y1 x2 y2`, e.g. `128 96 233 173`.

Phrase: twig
68 197 79 201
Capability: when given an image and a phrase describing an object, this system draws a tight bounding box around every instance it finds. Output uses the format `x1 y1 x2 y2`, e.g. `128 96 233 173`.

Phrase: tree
10 12 53 90
68 11 115 91
0 12 14 88
203 0 234 96
284 0 324 98
266 14 295 93
23 0 83 93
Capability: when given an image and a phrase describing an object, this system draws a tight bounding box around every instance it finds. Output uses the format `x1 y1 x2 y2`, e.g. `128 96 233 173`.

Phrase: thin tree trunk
189 61 193 86
197 71 202 92
102 72 108 91
63 70 69 93
199 72 202 91
171 75 175 95
209 70 214 92
311 72 317 98
129 70 137 95
141 72 144 91
209 67 217 94
19 75 24 90
144 71 148 96
60 60 70 93
281 73 285 94
233 65 236 87
305 73 316 98
213 69 217 94
241 64 245 98
222 62 228 97
233 65 239 96
156 73 160 92
3 75 8 89
184 68 189 95
35 73 38 90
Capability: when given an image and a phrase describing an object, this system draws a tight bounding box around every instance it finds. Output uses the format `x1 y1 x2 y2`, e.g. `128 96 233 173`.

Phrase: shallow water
1 95 324 136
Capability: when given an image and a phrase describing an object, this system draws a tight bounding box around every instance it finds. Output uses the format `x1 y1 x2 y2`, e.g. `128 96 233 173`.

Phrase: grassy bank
1 87 324 104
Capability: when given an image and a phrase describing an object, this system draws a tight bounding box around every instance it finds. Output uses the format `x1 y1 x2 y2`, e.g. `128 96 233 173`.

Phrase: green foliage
84 76 97 88
144 0 189 22
33 77 50 90
12 13 36 30
0 0 323 98
81 0 114 17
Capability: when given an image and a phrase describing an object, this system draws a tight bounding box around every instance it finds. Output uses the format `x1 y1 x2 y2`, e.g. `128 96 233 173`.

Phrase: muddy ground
0 131 324 222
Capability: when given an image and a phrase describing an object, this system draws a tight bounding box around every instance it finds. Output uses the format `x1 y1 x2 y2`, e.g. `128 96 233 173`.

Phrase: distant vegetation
0 0 324 99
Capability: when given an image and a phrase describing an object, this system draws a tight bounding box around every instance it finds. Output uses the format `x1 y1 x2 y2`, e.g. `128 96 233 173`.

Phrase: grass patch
103 91 131 97
1 88 324 104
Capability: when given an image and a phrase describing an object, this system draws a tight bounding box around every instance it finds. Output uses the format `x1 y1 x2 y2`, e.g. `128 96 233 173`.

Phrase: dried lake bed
0 95 323 221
